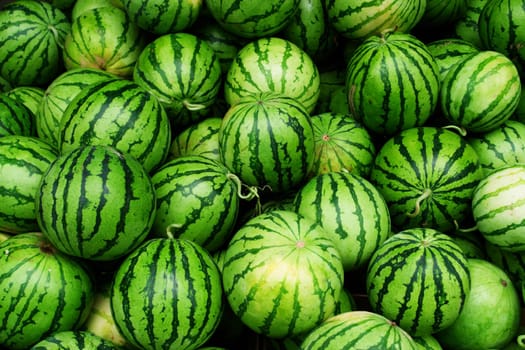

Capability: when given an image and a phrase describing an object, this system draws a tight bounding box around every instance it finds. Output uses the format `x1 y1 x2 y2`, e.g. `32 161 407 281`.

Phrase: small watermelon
31 330 120 349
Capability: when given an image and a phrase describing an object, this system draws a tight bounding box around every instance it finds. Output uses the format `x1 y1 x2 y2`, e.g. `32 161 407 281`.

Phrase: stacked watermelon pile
2 0 525 349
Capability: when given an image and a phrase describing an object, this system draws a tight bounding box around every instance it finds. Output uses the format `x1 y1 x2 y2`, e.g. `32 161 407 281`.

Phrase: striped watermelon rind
425 38 479 82
0 135 58 234
0 0 71 87
366 227 471 336
454 0 485 48
36 145 156 261
0 232 94 349
222 210 344 338
5 86 45 118
0 93 34 137
31 330 120 350
110 238 223 350
169 117 222 162
472 164 525 252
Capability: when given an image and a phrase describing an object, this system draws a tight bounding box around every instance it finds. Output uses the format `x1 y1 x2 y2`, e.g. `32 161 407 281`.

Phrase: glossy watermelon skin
218 92 315 194
0 0 70 87
370 127 484 233
440 50 521 133
300 311 419 349
426 38 479 82
5 86 45 118
0 135 58 234
346 32 440 136
58 77 171 173
472 164 525 252
36 145 156 261
151 155 240 252
169 117 222 162
224 37 320 113
366 227 471 336
0 93 34 137
110 238 223 350
31 330 120 350
0 232 94 350
134 32 222 129
63 6 146 78
454 0 486 48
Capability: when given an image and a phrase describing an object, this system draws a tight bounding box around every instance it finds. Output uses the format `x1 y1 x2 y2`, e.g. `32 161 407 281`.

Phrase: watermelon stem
517 334 525 347
227 173 264 216
442 125 467 137
166 223 183 239
407 188 432 217
453 220 479 233
183 100 207 111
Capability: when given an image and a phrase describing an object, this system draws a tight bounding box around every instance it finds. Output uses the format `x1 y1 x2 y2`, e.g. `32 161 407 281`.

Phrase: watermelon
485 241 525 291
440 50 521 133
120 0 202 35
222 210 344 338
454 0 487 48
300 311 419 349
346 32 440 136
70 0 124 20
36 145 156 261
413 334 443 350
314 69 350 115
471 164 525 252
37 67 117 147
133 32 222 128
370 126 484 233
366 227 471 336
224 37 320 113
31 330 120 349
0 0 70 87
450 231 487 259
169 117 222 162
468 120 525 176
150 155 240 252
280 0 339 65
63 6 146 78
294 171 391 271
58 77 171 173
0 232 94 349
5 86 45 118
110 238 223 350
435 259 520 349
425 38 479 82
325 0 426 40
218 92 315 195
0 135 58 234
418 0 468 28
308 112 376 178
205 0 300 38
0 93 34 137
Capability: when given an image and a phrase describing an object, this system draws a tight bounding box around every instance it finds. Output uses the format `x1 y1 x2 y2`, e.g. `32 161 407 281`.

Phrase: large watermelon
110 238 223 350
0 232 94 349
0 135 58 234
370 126 484 233
346 32 440 136
218 92 315 195
221 210 344 338
366 227 471 336
58 77 171 173
224 37 320 113
0 93 34 137
0 0 70 87
5 86 45 118
134 32 222 128
150 155 240 252
36 145 156 261
454 0 487 48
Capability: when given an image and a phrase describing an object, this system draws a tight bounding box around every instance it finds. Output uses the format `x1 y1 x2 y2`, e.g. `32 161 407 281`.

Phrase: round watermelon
110 237 223 350
169 117 222 162
31 330 120 349
0 93 34 137
36 145 156 261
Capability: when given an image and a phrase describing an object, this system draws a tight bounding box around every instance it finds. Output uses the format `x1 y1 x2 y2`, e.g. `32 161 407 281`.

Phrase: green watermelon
413 334 443 350
169 117 222 162
0 0 70 87
418 0 468 28
314 69 350 115
5 86 45 118
70 0 124 20
294 171 391 271
134 32 222 128
58 77 171 173
63 6 146 78
346 32 440 136
454 0 487 48
366 227 471 336
325 0 426 40
370 127 484 233
308 112 376 178
0 135 58 234
472 164 525 252
300 311 419 349
150 155 240 252
205 0 300 38
0 232 94 349
440 50 521 133
218 92 315 195
222 210 344 338
31 330 120 349
435 259 520 349
36 145 156 261
426 38 479 82
485 241 525 292
110 238 223 350
0 93 34 137
120 0 202 35
224 37 320 113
